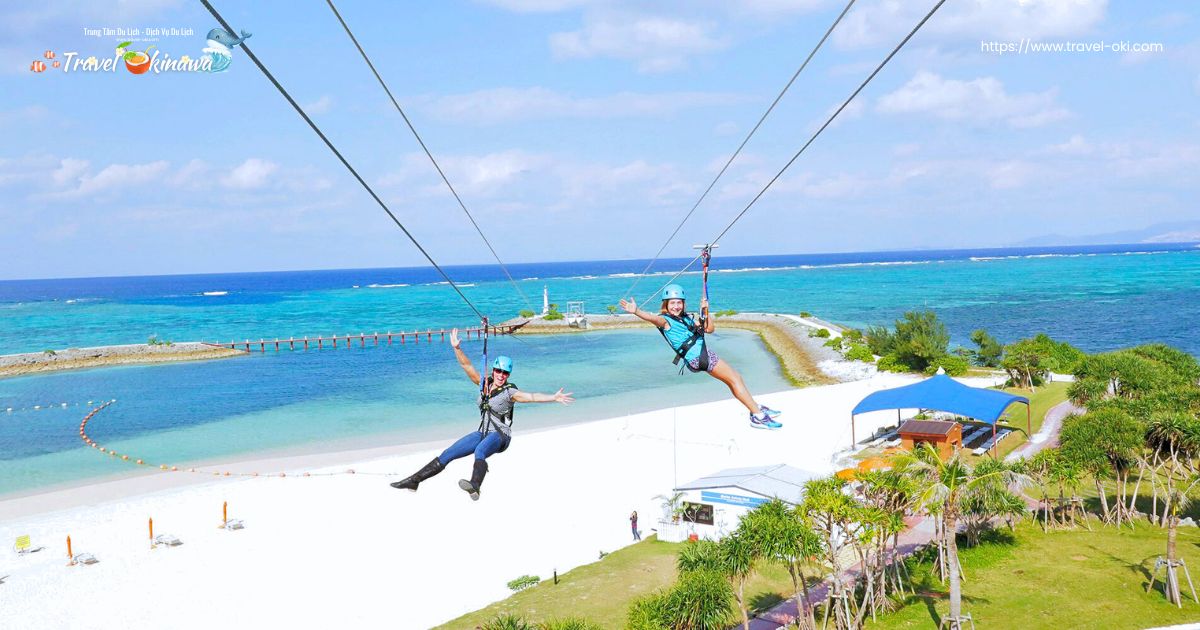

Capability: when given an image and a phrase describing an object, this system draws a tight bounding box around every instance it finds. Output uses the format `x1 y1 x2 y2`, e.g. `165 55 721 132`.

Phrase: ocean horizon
2 241 1198 497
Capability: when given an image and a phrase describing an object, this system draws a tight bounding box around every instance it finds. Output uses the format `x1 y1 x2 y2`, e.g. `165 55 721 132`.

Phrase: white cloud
221 158 279 190
834 0 1108 50
550 15 726 72
421 87 744 124
303 95 333 114
51 158 88 187
876 71 1070 128
40 160 169 198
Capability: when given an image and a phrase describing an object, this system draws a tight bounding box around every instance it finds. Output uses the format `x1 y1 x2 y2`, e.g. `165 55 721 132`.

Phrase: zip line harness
476 318 516 451
658 246 714 374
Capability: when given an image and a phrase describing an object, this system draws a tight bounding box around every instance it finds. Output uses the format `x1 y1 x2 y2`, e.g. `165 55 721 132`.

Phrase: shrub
519 309 536 318
537 618 602 630
799 311 812 318
808 328 830 338
925 353 970 376
876 353 912 373
627 593 670 630
865 325 895 356
844 342 875 363
842 328 863 342
970 328 1003 367
543 310 564 321
482 614 533 630
713 309 737 317
823 336 844 350
506 575 540 592
43 349 56 356
606 304 617 315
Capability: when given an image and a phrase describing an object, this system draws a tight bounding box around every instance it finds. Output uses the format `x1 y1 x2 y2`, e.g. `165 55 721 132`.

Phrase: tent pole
992 423 997 458
851 414 856 449
1027 403 1031 436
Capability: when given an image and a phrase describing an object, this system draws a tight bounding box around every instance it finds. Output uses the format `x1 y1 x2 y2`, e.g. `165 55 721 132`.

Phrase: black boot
457 459 488 501
390 457 444 491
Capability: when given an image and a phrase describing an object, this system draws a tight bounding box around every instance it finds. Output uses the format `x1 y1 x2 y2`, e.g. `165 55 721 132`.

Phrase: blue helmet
662 284 686 301
492 356 513 373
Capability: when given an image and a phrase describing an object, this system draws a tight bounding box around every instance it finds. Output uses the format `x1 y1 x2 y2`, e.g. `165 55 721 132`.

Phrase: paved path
1004 399 1083 462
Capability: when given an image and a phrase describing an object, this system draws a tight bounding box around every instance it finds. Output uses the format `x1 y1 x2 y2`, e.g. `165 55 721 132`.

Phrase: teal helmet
662 284 686 301
492 356 513 373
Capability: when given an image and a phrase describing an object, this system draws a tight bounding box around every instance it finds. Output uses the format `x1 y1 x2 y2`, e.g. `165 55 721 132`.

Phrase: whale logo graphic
203 27 251 73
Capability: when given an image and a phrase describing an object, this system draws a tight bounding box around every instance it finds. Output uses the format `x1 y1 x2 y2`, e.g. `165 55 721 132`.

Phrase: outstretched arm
512 388 574 405
619 297 668 328
449 329 481 386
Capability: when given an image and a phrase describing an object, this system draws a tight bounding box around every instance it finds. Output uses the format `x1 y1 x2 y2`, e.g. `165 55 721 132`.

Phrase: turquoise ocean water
1 243 1198 497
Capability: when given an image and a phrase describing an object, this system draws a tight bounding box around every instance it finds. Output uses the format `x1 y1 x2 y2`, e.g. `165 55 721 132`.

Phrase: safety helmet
492 356 513 373
662 284 686 301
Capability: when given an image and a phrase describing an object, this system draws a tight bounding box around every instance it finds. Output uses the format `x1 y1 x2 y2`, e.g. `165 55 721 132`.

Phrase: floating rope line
643 0 947 303
198 0 486 322
324 0 536 315
624 0 858 301
79 402 408 479
3 399 113 415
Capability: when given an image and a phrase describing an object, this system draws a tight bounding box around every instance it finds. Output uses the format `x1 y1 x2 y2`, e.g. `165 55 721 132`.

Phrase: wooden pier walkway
209 321 527 353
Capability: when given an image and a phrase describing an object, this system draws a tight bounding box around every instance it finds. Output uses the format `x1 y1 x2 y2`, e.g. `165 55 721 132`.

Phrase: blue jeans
438 430 505 466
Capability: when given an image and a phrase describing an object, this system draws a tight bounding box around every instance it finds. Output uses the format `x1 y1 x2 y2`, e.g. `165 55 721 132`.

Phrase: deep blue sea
2 242 1198 496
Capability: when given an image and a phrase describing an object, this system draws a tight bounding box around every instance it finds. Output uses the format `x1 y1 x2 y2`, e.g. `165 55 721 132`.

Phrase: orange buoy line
79 401 402 479
209 321 526 353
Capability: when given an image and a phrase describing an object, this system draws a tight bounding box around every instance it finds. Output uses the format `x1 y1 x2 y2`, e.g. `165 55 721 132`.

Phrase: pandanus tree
738 499 823 630
800 476 865 630
893 444 1029 628
1058 409 1143 526
1144 412 1200 605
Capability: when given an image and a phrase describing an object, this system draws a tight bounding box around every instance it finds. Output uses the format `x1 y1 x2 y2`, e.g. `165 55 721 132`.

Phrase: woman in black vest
390 328 574 500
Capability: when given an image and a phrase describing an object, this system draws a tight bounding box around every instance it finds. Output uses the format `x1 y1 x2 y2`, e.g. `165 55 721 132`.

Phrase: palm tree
800 477 864 630
739 500 823 629
1145 412 1200 605
893 444 1029 628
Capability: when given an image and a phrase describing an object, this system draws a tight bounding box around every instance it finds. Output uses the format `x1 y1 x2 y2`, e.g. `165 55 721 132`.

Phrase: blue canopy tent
850 374 1030 455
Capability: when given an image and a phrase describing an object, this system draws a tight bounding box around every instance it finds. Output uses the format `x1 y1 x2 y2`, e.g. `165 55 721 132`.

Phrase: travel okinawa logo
29 27 251 75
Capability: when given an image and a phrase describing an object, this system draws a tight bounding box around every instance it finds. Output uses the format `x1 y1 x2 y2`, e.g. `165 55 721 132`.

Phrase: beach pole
274 339 279 351
222 501 227 527
149 517 154 549
67 535 74 566
373 332 378 345
333 336 337 348
850 413 856 448
289 337 294 350
318 337 323 349
360 334 365 348
387 332 392 344
260 339 265 352
401 332 406 344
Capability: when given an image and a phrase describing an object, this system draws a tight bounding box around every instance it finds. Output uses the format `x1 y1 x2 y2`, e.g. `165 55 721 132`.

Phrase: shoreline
506 312 857 386
0 374 921 629
0 342 247 379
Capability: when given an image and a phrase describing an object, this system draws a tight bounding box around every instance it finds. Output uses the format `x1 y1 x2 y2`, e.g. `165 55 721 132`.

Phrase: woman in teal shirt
620 284 782 430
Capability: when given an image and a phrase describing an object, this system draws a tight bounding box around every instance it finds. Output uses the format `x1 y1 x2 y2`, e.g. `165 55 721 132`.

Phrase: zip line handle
692 244 717 322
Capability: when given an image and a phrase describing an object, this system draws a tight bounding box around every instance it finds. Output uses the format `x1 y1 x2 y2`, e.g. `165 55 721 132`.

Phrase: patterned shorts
687 347 720 373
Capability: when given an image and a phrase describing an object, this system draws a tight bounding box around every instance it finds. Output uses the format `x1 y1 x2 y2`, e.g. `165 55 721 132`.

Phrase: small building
659 464 819 542
898 419 962 460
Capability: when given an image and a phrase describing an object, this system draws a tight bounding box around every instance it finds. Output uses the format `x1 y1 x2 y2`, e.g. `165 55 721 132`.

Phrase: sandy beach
0 369 964 630
0 343 246 379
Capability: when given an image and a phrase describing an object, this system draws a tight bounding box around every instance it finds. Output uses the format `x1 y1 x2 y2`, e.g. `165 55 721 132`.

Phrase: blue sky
2 0 1198 279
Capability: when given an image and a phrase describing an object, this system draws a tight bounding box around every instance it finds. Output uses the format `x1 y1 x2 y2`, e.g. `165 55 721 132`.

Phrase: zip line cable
624 0 858 300
198 0 485 321
323 0 535 314
641 0 947 305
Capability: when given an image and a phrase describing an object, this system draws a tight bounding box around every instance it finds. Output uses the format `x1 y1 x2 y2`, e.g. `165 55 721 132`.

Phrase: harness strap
659 313 709 374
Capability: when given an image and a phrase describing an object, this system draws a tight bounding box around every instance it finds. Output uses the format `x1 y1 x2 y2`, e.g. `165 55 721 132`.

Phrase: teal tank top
659 313 704 362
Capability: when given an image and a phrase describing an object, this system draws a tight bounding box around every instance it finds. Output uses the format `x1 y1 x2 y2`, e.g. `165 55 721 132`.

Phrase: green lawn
967 381 1069 462
434 535 808 629
868 521 1200 630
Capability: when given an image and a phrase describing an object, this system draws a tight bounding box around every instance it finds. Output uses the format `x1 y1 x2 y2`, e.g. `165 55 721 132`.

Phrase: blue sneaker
750 413 783 430
759 405 782 418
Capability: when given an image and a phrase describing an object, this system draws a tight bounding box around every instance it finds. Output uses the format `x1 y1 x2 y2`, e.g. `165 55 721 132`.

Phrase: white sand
0 372 971 629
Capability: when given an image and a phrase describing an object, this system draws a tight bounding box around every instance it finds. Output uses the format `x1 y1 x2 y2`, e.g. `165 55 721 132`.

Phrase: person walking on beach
630 510 641 541
390 328 574 500
619 285 782 430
